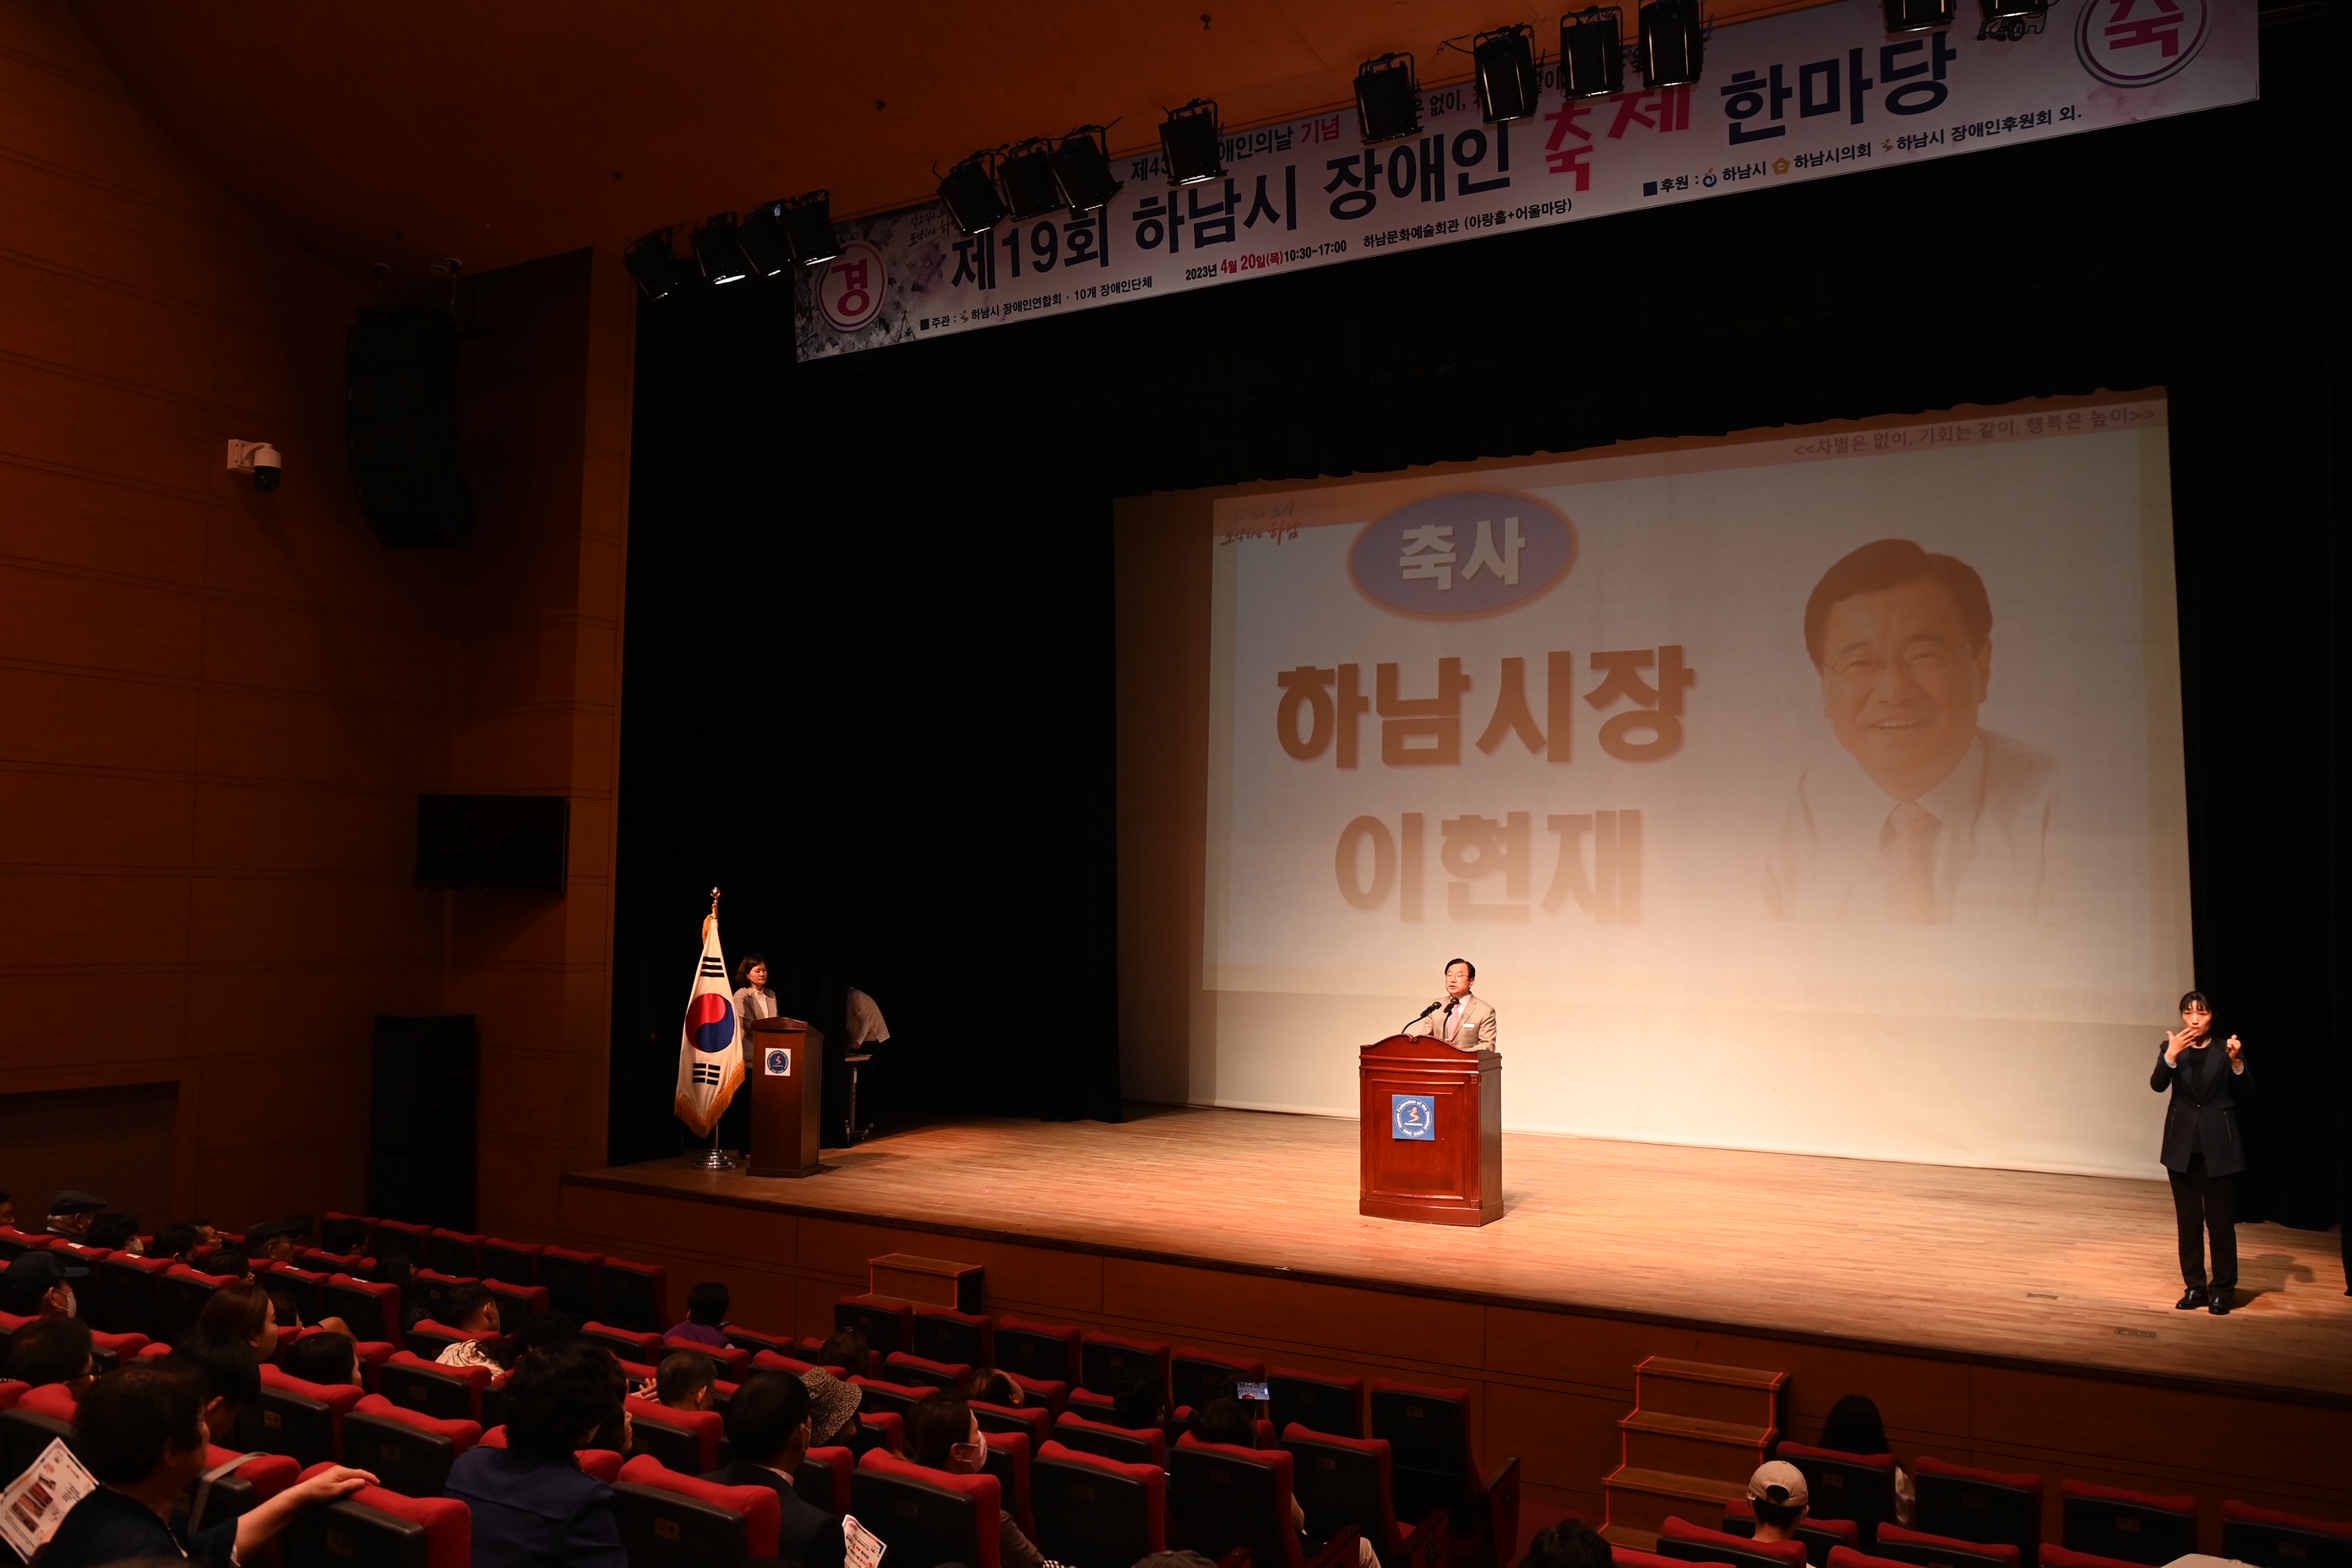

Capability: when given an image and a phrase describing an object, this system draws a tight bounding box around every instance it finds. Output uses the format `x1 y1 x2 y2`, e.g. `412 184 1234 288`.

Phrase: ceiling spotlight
1976 0 2048 35
999 139 1065 219
1559 8 1627 98
738 201 792 277
1637 0 1705 86
1884 0 1956 28
1355 53 1423 144
1473 25 1543 122
1160 99 1224 186
939 152 1008 235
781 191 839 266
1048 126 1124 215
691 214 755 286
623 229 691 301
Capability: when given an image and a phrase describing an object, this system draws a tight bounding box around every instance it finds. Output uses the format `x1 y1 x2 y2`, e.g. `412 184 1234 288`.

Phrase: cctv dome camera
251 443 282 493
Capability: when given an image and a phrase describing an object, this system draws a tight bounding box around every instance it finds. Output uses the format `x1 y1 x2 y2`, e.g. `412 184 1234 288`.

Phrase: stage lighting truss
1975 0 2050 41
1558 7 1627 100
999 138 1066 219
781 191 839 266
623 228 692 301
939 150 1010 235
1159 98 1225 186
1354 53 1423 144
1636 0 1708 87
738 200 792 277
1882 0 1957 30
1471 25 1544 122
1048 125 1124 214
691 213 757 286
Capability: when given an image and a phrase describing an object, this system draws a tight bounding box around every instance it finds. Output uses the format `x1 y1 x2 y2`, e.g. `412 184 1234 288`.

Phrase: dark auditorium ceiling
78 0 1834 279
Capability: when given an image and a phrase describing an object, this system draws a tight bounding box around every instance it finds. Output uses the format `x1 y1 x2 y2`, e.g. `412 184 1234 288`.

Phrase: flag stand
692 1128 738 1172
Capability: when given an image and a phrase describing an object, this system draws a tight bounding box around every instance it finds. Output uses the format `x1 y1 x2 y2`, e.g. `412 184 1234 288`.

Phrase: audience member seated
1115 1369 1168 1435
435 1283 508 1372
446 1336 631 1567
320 1217 370 1257
3 1249 87 1319
656 1348 717 1413
803 1365 864 1448
1527 1520 1618 1568
284 1213 316 1246
204 1247 253 1281
87 1212 143 1254
702 1369 848 1568
1196 1397 1378 1566
36 1360 373 1568
908 1393 1047 1568
668 1280 732 1348
199 1280 281 1358
8 1315 96 1396
283 1328 363 1389
246 1222 300 1265
0 1190 13 1230
1750 1462 1810 1543
820 1326 874 1378
152 1223 204 1267
171 1332 263 1445
1819 1395 1914 1527
45 1189 107 1244
373 1245 432 1331
967 1366 1026 1406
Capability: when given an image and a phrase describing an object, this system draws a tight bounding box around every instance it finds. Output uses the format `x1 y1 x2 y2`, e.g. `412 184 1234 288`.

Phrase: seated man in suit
1403 958 1496 1052
704 1369 847 1568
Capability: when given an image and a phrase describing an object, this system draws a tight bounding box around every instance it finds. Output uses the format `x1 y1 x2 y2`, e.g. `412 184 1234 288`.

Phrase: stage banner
795 0 2253 361
1199 395 2192 1179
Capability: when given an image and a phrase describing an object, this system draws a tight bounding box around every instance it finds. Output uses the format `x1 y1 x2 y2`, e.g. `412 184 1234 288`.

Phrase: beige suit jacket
1405 993 1495 1052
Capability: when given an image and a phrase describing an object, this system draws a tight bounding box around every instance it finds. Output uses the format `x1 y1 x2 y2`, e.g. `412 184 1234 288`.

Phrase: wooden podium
747 1015 825 1178
1358 1032 1502 1226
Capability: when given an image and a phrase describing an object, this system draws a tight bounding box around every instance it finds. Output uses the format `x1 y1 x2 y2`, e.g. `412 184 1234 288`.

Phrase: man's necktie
1881 801 1941 923
1444 1000 1460 1042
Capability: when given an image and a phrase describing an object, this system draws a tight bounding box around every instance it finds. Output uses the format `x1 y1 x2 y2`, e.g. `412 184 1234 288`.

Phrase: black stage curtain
612 8 2345 1252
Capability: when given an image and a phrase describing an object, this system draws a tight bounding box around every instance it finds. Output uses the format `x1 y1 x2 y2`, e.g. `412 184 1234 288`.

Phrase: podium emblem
764 1047 792 1076
1391 1094 1435 1141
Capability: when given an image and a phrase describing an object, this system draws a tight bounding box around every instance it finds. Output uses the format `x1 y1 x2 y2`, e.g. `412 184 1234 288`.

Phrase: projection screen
1174 395 2190 1179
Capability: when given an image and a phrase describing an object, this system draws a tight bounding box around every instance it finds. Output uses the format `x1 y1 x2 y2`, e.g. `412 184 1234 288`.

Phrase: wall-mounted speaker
416 795 569 892
347 307 476 549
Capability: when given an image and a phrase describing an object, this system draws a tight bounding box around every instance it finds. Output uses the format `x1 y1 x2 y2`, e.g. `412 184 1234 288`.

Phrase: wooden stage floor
571 1104 2352 1402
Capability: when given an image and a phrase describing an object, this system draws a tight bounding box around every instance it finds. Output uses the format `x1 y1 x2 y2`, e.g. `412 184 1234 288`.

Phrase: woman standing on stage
2153 990 2246 1315
734 954 777 1042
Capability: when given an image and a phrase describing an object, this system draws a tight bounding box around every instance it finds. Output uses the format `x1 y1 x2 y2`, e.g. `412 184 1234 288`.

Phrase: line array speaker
347 307 476 549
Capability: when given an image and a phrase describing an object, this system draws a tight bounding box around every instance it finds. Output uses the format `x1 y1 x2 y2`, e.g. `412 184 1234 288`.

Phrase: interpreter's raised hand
291 1466 377 1504
2226 1034 2243 1061
2164 1026 2205 1062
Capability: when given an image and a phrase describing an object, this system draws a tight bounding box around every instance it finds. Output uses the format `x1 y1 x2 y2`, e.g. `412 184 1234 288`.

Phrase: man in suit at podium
1405 958 1495 1052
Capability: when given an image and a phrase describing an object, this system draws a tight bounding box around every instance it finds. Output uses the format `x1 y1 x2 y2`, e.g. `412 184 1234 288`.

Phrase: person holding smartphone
2152 989 2246 1315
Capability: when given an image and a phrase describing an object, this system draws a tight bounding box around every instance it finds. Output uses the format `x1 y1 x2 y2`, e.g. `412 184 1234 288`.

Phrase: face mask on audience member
950 1416 989 1475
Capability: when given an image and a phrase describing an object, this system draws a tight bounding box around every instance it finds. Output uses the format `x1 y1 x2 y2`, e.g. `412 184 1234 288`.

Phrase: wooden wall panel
0 3 633 1239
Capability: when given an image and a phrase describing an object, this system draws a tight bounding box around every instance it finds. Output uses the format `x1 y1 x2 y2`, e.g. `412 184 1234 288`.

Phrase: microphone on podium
1404 998 1446 1030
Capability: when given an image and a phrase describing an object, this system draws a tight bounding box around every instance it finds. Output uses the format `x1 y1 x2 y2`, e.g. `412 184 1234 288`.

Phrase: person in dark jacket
2152 988 2246 1315
702 1369 848 1568
446 1337 630 1567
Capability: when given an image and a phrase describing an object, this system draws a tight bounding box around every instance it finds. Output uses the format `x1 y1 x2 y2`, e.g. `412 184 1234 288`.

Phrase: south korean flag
672 898 745 1138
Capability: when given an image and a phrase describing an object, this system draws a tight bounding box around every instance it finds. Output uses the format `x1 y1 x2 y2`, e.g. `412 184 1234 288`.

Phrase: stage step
1603 1356 1786 1544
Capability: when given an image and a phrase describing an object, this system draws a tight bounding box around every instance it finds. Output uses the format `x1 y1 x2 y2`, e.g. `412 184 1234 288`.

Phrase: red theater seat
1832 1550 1934 1568
323 1274 404 1345
616 1453 784 1565
323 1211 378 1254
1171 1435 1361 1568
2060 1480 2197 1566
1054 1408 1168 1467
476 1425 625 1481
1660 1516 1812 1568
478 1237 542 1287
599 1255 670 1333
1067 1386 1117 1418
723 1323 799 1358
343 1393 482 1497
285 1461 471 1568
836 1293 916 1357
248 1363 364 1467
374 1219 433 1262
983 1428 1037 1538
664 1335 751 1377
852 1373 938 1420
886 1349 972 1391
403 1316 485 1361
997 1315 1084 1389
1081 1332 1171 1401
585 1320 663 1364
89 1327 150 1364
1283 1422 1450 1568
262 1260 329 1326
537 1245 604 1319
18 1382 78 1420
1725 1497 1861 1565
380 1350 494 1424
974 1397 1052 1450
485 1278 549 1334
914 1306 995 1368
1914 1457 2044 1568
626 1395 727 1473
2223 1500 2352 1568
752 1347 819 1375
797 1444 856 1514
1369 1379 1521 1568
95 1252 172 1339
183 1444 301 1536
855 1447 1004 1568
159 1264 224 1342
2039 1547 2158 1568
1175 1348 1267 1412
1036 1438 1168 1567
1779 1444 1901 1545
1872 1522 2023 1568
0 1380 26 1412
853 1408 906 1459
424 1229 485 1278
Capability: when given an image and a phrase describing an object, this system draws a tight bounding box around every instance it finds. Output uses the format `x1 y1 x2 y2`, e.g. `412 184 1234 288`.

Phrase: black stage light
999 139 1065 218
1473 25 1543 122
1559 7 1627 98
939 152 1008 234
1354 53 1423 143
738 200 792 277
1884 0 1956 29
691 213 755 286
1977 0 2049 35
623 228 689 300
1048 126 1124 214
1159 99 1223 185
781 191 839 265
1637 0 1705 86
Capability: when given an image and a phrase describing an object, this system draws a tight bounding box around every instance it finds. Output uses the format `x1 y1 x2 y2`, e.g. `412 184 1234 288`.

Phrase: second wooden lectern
747 1015 825 1178
1358 1032 1502 1226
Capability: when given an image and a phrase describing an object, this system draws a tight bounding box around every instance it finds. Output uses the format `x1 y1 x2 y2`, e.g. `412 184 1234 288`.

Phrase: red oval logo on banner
1348 491 1576 619
818 241 888 332
2074 0 2209 86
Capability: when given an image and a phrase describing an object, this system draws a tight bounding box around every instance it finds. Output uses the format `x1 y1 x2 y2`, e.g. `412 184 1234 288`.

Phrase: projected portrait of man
1761 537 2057 924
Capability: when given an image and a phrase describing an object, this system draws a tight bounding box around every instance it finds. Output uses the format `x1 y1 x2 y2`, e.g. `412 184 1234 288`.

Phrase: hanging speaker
346 308 476 550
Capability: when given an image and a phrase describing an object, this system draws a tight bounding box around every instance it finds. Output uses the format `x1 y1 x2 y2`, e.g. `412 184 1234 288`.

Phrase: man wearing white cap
1748 1460 1810 1544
